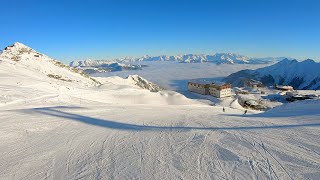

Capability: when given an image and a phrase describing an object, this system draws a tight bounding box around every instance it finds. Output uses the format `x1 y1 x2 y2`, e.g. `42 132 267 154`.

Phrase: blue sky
1 0 320 62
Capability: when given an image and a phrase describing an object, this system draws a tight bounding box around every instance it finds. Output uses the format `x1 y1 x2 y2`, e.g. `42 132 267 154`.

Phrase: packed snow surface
1 43 320 179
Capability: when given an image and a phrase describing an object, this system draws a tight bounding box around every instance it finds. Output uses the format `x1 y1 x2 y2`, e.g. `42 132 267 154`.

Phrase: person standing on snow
223 107 225 112
244 109 248 115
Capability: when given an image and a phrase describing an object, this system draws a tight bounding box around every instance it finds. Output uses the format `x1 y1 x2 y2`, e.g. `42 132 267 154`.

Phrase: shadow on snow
17 106 320 131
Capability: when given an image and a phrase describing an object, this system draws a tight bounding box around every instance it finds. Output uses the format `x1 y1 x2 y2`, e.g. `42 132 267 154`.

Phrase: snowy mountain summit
1 42 35 59
0 42 99 86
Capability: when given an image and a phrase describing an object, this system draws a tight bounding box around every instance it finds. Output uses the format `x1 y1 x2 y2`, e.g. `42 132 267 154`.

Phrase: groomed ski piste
1 43 320 179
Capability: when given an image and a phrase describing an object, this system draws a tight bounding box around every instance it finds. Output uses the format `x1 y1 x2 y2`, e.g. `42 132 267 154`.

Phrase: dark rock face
289 77 305 89
279 77 285 85
260 75 275 85
303 78 320 90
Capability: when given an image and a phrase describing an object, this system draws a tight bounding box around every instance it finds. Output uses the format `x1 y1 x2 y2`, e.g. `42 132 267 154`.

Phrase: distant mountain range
224 58 320 90
69 59 147 74
70 53 287 67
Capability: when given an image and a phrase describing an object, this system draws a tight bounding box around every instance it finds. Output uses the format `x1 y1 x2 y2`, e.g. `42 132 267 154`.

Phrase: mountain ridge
70 53 287 67
224 58 320 90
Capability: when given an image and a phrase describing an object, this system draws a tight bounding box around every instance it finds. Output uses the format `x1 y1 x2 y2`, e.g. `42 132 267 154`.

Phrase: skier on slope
244 109 248 115
223 107 225 112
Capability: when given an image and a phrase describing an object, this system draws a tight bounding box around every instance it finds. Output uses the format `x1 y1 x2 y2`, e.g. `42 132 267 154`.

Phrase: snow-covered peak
213 53 250 63
0 42 100 86
0 42 51 64
69 60 82 67
9 42 31 50
70 59 118 67
1 42 36 58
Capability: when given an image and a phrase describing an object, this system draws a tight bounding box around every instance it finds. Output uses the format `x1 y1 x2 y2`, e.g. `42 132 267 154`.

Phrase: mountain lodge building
188 82 232 98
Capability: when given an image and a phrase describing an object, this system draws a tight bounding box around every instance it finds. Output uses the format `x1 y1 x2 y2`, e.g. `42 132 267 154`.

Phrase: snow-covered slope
70 53 284 66
1 86 320 179
0 42 99 86
0 42 200 107
225 59 320 90
1 43 320 179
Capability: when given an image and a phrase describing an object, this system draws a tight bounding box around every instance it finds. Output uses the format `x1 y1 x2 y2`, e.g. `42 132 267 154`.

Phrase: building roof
209 83 231 90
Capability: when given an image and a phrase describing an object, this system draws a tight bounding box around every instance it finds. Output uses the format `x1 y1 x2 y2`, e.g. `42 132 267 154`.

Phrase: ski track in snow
1 103 320 179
